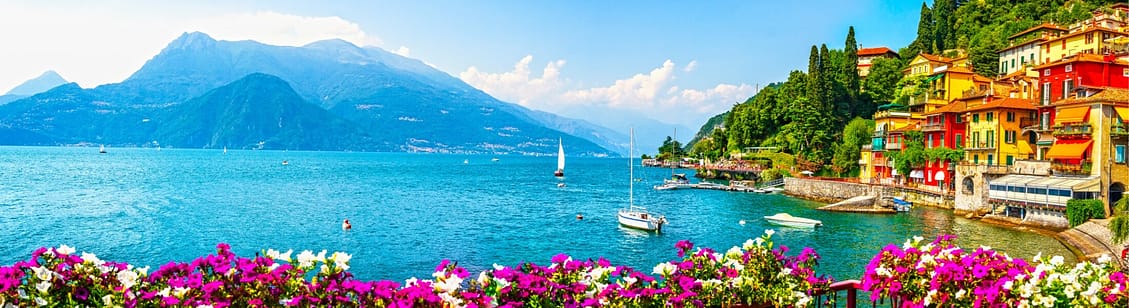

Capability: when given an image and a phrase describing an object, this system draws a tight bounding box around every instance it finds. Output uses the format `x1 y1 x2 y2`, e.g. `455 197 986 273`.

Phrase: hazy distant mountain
1 70 70 106
5 70 68 96
556 105 690 155
0 32 619 156
153 73 375 150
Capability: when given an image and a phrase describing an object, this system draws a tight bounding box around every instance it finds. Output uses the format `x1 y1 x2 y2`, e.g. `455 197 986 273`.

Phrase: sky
0 0 925 129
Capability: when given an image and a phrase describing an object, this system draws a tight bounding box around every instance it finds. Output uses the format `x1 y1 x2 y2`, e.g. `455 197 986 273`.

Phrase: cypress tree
913 2 934 55
932 0 956 53
807 45 821 111
843 26 860 118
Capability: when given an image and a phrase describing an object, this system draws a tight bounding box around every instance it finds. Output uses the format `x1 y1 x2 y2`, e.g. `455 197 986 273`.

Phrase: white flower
622 276 637 287
794 291 811 307
1097 254 1112 264
726 246 742 259
173 287 190 298
754 237 765 246
315 250 327 262
979 245 992 251
277 249 293 262
157 287 170 297
266 249 281 259
102 295 113 306
35 281 50 293
652 262 676 276
438 293 463 306
320 265 330 274
924 290 937 306
56 245 75 255
331 252 352 271
197 305 214 308
137 266 150 277
492 263 504 270
779 267 793 276
912 235 924 244
31 267 52 282
764 229 775 237
743 239 756 250
405 277 419 286
493 277 510 290
117 270 139 290
955 289 966 299
297 250 316 268
34 298 46 307
1050 255 1064 266
434 275 464 294
477 271 490 285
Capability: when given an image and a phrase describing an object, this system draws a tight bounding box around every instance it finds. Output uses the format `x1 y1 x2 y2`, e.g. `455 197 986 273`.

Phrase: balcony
885 142 903 150
1113 122 1129 138
964 142 997 151
1053 123 1092 139
922 123 945 132
1019 118 1038 130
860 144 873 151
1051 161 1092 177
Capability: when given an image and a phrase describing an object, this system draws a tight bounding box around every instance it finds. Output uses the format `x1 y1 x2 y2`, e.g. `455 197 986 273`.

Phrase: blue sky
0 0 925 128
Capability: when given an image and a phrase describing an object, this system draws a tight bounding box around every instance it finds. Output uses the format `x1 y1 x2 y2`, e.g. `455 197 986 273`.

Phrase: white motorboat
763 213 822 228
618 128 667 232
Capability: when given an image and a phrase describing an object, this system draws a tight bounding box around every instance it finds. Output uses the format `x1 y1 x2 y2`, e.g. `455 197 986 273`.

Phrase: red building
1034 53 1129 160
921 100 968 190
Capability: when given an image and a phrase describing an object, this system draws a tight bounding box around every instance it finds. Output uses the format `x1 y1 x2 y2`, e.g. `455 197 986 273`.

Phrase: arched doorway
1111 182 1126 210
962 177 975 195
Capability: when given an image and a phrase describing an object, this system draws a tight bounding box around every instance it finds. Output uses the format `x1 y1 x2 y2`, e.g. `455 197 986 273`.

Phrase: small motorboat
557 182 566 188
282 160 289 166
890 197 912 212
764 213 822 228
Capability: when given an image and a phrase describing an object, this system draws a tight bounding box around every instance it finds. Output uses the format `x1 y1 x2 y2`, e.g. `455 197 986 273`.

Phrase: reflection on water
0 147 1076 283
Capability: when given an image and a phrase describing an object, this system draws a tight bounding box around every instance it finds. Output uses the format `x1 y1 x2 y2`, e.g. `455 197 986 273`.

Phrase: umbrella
800 170 815 176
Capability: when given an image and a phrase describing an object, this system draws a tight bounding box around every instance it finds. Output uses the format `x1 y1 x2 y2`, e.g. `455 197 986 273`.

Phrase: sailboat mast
629 128 634 207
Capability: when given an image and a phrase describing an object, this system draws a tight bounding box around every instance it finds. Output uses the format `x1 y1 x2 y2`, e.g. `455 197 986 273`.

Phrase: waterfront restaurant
987 174 1100 220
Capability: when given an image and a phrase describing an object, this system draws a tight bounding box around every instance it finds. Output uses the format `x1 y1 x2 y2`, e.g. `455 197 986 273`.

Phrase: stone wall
783 178 877 203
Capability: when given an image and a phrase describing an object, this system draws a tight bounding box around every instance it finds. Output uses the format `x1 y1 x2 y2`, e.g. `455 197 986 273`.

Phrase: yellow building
1045 87 1129 211
860 106 918 184
961 98 1039 166
1040 26 1128 64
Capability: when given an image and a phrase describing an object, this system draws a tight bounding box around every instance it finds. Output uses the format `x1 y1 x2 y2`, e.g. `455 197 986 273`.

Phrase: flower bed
861 235 1129 307
0 230 832 307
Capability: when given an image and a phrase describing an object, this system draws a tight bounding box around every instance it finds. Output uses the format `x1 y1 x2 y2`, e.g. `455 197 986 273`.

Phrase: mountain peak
5 70 69 96
303 38 360 50
167 32 217 51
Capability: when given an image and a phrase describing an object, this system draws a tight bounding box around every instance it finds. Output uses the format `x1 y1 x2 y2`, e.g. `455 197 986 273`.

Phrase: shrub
1067 199 1106 227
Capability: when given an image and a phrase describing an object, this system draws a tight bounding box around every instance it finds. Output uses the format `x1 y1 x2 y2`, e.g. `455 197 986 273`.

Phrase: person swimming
342 219 352 231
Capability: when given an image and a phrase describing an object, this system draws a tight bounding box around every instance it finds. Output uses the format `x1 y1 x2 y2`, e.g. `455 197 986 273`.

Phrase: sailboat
99 145 106 154
554 138 565 177
223 146 227 154
618 128 668 232
654 128 690 190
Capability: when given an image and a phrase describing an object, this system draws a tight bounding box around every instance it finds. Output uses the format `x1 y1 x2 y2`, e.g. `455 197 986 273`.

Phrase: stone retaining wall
783 177 878 203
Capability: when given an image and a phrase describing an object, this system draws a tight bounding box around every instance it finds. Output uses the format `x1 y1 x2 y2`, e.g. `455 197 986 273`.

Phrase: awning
877 103 907 110
1073 178 1102 192
1056 106 1089 124
1045 140 1093 159
934 171 946 181
990 174 1100 192
1116 107 1129 122
910 170 924 179
925 74 944 82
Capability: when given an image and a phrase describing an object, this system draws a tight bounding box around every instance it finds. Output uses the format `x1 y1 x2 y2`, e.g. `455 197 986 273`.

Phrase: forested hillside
687 0 1121 175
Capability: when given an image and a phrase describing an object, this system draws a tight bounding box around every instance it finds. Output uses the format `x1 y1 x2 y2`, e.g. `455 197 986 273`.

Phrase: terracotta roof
963 98 1038 112
1054 87 1129 106
997 69 1032 81
972 74 995 83
889 122 920 133
919 53 954 63
1008 23 1066 40
1042 26 1124 43
924 101 968 115
858 47 897 57
1033 53 1129 69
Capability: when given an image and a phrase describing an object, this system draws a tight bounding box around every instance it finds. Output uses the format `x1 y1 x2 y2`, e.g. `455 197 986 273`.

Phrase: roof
998 36 1048 52
858 47 897 57
1054 87 1129 106
990 174 1099 192
998 69 1033 81
1042 26 1124 43
924 100 968 115
919 53 955 64
889 122 920 133
1008 23 1066 40
972 74 995 83
963 98 1038 112
1033 53 1129 69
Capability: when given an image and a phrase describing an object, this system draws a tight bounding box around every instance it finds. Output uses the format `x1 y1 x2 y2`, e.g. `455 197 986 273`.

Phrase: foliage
862 235 1129 307
657 136 685 161
924 147 964 163
746 151 796 170
1110 196 1129 244
684 111 731 154
641 154 651 160
0 232 834 308
1067 199 1107 228
759 168 792 182
831 118 875 176
887 130 926 180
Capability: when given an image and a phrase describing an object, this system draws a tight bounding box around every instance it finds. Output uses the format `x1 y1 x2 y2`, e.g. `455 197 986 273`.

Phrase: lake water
0 146 1076 282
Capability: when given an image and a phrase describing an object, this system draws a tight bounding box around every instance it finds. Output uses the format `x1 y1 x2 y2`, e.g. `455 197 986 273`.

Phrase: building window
955 133 963 148
1021 55 1026 64
1042 82 1051 105
1001 62 1006 72
1006 112 1015 122
973 132 980 148
1005 131 1015 144
956 114 963 123
988 154 994 165
1030 53 1035 64
974 155 979 164
1117 145 1126 163
1065 64 1073 72
987 112 994 122
1012 59 1016 69
1085 33 1094 44
1007 155 1014 166
1044 69 1051 76
987 130 995 147
1064 79 1074 98
1041 112 1050 129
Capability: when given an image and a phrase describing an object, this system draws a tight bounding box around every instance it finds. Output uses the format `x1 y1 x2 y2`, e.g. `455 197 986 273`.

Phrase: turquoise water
0 146 1075 282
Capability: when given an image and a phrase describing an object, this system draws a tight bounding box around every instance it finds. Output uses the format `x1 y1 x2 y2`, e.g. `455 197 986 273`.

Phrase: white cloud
459 55 567 106
187 11 382 47
0 3 385 92
684 60 698 72
459 57 755 128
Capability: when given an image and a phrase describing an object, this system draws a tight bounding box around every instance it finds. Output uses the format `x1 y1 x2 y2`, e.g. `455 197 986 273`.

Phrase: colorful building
1045 87 1129 211
857 47 899 79
1040 25 1127 64
998 23 1066 77
917 63 993 115
921 99 968 190
860 106 917 184
961 98 1039 166
1032 53 1129 160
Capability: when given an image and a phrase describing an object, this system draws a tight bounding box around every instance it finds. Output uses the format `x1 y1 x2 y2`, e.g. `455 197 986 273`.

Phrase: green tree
910 2 934 55
657 136 684 161
888 130 926 181
932 0 959 52
1110 196 1129 244
831 117 875 176
862 57 904 107
843 26 861 118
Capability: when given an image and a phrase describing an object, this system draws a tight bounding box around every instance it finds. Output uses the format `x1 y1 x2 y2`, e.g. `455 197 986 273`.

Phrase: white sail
557 138 565 170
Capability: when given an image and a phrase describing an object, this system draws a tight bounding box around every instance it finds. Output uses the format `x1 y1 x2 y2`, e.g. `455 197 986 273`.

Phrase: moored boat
618 128 667 232
764 213 822 228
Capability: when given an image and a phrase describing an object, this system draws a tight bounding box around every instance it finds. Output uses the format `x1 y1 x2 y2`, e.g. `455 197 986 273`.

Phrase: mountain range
0 32 636 156
0 70 68 105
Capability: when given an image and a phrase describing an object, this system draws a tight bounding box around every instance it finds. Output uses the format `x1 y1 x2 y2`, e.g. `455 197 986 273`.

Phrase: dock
685 178 785 193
